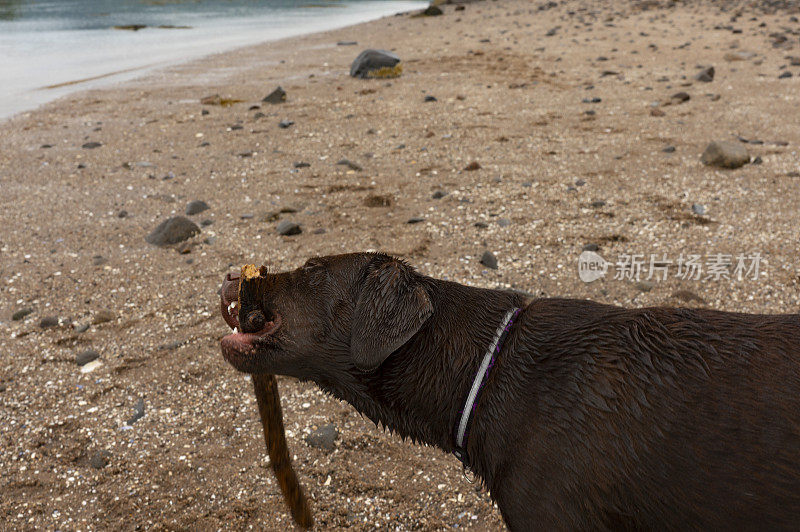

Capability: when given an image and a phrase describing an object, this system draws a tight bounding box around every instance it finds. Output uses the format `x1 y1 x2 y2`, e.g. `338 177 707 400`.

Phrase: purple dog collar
454 307 521 468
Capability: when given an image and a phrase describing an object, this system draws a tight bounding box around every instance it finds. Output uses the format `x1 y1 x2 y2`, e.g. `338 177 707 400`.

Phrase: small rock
350 49 401 79
262 86 286 104
117 210 128 218
92 255 107 266
337 41 358 46
701 141 749 169
93 309 116 325
650 108 665 117
480 251 498 270
82 142 102 149
127 398 145 425
89 450 111 469
407 217 425 224
422 5 443 16
278 119 294 129
73 323 90 333
201 219 214 227
39 316 59 329
582 97 602 104
336 158 362 171
277 220 302 236
145 216 201 246
497 218 511 227
294 161 311 168
304 424 338 451
424 95 438 102
778 71 793 79
11 308 33 321
582 243 600 252
432 190 447 199
663 145 676 153
185 200 209 216
591 200 607 208
312 228 327 235
464 161 481 171
240 213 254 220
691 204 706 215
752 156 763 165
474 221 488 229
76 349 100 366
670 91 690 103
695 66 715 82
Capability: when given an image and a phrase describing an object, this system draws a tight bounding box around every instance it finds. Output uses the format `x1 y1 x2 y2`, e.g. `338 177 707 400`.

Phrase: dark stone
432 190 447 199
497 218 511 227
350 49 401 79
240 213 254 220
591 200 607 208
185 200 209 216
74 323 90 333
262 86 286 104
117 210 128 218
277 220 302 236
701 141 749 169
480 251 498 270
671 91 691 103
337 41 358 46
294 161 311 168
201 219 214 227
696 66 715 82
11 308 33 321
464 161 481 171
304 423 338 451
778 71 793 79
752 156 763 165
127 398 145 425
76 349 100 366
312 228 327 235
39 316 59 328
422 5 443 16
92 255 107 266
582 97 602 103
82 142 102 149
474 222 488 229
691 204 706 215
583 243 600 252
145 216 201 246
663 145 676 153
336 159 362 171
424 95 438 102
407 217 425 224
89 450 111 469
278 119 294 129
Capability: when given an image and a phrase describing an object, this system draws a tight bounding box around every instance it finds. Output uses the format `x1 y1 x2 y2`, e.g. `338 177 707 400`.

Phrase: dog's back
486 299 800 530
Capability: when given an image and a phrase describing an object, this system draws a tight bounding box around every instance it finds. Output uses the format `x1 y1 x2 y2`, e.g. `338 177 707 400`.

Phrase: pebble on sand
262 86 287 104
304 424 339 451
350 49 402 79
76 349 100 366
480 251 499 270
277 220 302 236
185 200 210 216
145 216 201 246
701 141 750 169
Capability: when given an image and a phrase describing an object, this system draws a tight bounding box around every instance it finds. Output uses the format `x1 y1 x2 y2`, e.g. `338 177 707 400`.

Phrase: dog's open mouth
219 271 281 365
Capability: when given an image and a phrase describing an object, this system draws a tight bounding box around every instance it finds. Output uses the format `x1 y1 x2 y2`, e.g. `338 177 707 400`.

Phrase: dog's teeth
233 327 238 334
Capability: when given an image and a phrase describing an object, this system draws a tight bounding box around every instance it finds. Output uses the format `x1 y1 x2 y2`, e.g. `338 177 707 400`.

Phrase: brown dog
219 252 800 530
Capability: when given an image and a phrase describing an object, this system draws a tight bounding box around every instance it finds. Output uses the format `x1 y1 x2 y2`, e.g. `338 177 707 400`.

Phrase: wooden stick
251 372 313 529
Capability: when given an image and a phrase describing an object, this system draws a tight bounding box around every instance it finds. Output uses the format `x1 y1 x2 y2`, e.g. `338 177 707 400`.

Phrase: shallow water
0 0 426 119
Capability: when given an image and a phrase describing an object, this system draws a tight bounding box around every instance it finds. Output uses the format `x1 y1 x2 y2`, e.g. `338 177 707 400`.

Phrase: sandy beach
1 0 799 529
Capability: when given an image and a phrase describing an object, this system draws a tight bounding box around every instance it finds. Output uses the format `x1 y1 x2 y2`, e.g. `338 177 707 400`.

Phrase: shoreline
1 0 799 529
0 0 427 121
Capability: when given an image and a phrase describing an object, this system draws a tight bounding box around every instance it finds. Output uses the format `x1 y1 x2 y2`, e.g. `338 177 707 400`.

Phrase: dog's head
219 253 433 376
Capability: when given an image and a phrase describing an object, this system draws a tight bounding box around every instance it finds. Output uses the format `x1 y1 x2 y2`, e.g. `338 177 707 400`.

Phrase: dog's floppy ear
350 257 433 372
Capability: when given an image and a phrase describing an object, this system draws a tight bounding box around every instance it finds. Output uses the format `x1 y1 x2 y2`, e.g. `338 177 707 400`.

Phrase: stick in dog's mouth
219 264 313 529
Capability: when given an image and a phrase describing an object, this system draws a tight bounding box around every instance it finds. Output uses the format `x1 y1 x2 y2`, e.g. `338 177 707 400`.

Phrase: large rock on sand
145 216 200 246
701 141 750 169
350 49 401 79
